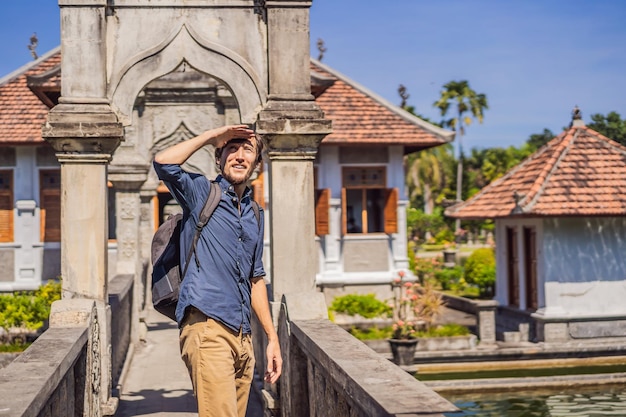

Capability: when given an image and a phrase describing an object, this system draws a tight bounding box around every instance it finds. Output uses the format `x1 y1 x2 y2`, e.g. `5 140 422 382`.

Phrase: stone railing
108 274 134 391
0 299 100 416
439 291 498 345
271 292 459 417
0 277 134 417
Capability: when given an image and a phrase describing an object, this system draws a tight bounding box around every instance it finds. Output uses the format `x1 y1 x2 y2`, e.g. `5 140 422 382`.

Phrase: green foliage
434 266 464 291
588 111 626 146
406 207 451 245
526 128 555 151
464 248 496 297
349 326 392 340
0 341 31 352
329 294 392 319
0 280 61 335
349 323 470 341
418 323 470 337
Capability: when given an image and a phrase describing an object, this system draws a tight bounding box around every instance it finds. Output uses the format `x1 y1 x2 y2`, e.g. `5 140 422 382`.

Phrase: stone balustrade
0 274 134 417
0 303 96 417
274 292 459 417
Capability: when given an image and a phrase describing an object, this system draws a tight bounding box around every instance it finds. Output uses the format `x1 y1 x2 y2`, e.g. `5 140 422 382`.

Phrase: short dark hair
215 135 265 165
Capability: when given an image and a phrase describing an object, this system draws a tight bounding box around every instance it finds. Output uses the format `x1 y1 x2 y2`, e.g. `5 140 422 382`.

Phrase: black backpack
151 181 260 321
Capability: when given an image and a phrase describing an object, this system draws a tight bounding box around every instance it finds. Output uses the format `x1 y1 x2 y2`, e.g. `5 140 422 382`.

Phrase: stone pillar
475 299 499 346
139 189 157 314
259 0 332 300
58 0 107 100
42 102 123 416
108 167 149 346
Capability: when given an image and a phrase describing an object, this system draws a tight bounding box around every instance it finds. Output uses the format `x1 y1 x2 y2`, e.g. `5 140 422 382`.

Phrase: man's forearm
251 277 278 341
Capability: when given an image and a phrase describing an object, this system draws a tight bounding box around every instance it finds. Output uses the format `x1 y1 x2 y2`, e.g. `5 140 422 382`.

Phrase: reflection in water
445 387 626 417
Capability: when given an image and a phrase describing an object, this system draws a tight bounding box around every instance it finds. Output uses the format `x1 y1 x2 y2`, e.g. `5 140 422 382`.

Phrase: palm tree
434 80 488 237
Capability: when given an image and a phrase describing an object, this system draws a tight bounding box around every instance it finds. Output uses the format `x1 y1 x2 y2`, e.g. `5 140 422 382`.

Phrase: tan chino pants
179 308 255 417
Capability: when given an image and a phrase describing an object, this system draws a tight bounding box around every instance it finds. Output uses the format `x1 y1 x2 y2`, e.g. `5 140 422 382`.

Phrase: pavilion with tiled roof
445 114 626 220
446 110 626 345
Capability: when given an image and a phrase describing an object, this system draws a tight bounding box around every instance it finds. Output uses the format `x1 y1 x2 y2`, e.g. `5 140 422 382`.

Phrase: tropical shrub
464 248 496 297
434 266 464 291
329 294 392 319
0 280 61 343
418 323 470 337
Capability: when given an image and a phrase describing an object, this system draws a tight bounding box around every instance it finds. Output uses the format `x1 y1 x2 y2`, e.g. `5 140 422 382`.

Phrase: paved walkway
115 308 197 417
115 308 264 417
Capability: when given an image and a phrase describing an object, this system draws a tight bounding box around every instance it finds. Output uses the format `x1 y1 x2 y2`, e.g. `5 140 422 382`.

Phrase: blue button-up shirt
153 162 265 333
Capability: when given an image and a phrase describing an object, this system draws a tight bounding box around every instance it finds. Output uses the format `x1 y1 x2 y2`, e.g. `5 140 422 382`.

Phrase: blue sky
2 1 625 150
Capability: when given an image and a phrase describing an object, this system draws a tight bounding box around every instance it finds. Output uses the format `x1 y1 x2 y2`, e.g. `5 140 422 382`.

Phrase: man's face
219 138 258 185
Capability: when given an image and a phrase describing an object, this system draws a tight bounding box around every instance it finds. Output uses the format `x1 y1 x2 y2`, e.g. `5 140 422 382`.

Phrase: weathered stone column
42 103 123 416
108 166 149 345
260 0 332 300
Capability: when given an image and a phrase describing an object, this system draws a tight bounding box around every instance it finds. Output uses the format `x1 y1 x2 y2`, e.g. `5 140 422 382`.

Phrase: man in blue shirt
153 124 281 417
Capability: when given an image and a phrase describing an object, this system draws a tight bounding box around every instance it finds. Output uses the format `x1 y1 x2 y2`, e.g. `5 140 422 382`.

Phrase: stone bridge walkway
115 309 197 417
114 309 265 417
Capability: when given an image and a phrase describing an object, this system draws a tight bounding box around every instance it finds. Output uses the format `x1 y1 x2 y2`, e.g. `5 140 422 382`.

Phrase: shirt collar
215 175 252 201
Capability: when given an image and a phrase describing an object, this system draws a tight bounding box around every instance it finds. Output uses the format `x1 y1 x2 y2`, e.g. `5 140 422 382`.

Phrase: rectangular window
40 170 61 242
341 167 397 234
0 170 13 242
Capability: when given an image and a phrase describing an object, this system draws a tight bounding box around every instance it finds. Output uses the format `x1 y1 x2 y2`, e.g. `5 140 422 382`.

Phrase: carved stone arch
151 121 197 155
150 121 218 179
110 24 264 126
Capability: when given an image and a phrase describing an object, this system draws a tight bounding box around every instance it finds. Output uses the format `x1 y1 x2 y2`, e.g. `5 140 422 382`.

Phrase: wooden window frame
40 169 61 242
0 170 14 243
340 166 397 235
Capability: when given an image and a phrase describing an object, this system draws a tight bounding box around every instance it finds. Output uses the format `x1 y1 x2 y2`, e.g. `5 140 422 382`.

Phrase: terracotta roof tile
446 125 626 219
1 51 453 152
0 48 60 144
311 60 453 150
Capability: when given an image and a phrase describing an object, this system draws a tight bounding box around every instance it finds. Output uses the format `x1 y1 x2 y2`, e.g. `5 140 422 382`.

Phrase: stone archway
109 24 265 126
42 1 331 413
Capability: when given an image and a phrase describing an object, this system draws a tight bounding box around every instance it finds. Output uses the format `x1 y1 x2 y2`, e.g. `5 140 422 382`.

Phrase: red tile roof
445 123 626 219
311 60 453 151
0 48 61 144
0 50 453 152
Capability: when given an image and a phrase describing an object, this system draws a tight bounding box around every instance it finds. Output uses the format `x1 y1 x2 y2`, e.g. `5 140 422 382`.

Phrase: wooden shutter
506 226 520 307
314 188 330 236
341 187 347 235
383 188 398 234
251 171 265 209
0 171 13 243
40 170 61 242
524 226 538 310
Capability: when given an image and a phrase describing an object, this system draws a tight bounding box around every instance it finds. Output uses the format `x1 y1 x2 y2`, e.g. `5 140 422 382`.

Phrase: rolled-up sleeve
153 161 203 212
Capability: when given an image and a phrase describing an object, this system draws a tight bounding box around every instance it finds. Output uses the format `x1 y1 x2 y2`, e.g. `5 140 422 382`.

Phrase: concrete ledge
292 319 458 416
0 326 88 416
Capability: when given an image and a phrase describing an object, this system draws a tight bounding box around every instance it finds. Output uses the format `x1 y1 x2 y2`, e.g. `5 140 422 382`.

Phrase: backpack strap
251 200 261 230
181 181 221 279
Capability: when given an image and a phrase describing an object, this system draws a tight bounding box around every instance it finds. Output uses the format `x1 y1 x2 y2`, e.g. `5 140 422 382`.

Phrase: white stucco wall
540 217 626 317
496 216 626 318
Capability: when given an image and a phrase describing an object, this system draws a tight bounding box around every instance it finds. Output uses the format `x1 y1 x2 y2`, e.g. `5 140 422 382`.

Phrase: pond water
416 365 626 417
443 386 626 417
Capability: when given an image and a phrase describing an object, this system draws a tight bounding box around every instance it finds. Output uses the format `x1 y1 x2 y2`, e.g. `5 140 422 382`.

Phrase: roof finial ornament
511 191 525 214
571 105 585 127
